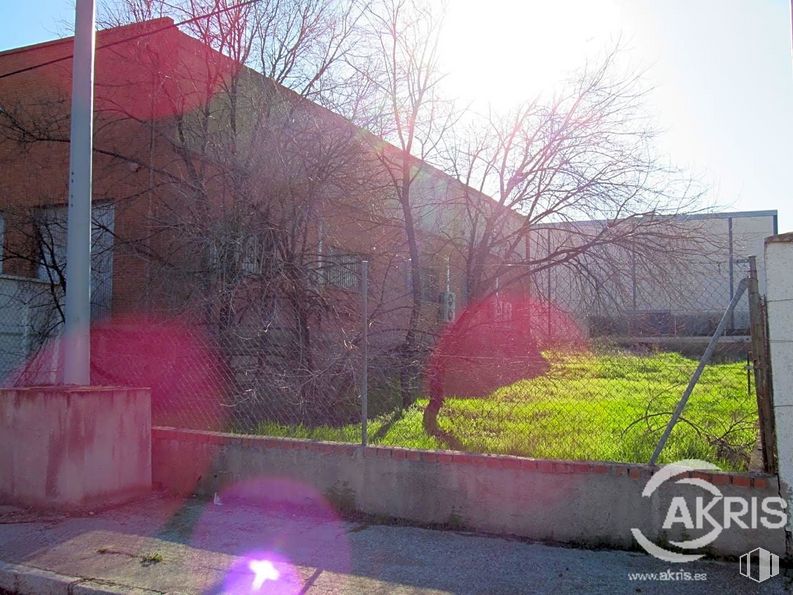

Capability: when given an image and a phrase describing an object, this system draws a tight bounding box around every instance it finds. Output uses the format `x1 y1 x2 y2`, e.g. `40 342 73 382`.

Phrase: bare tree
441 50 710 305
349 0 457 407
102 0 379 426
1 4 720 444
411 50 714 442
1 0 381 427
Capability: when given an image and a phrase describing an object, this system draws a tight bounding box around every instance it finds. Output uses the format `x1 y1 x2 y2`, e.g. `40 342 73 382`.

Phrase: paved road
0 495 789 594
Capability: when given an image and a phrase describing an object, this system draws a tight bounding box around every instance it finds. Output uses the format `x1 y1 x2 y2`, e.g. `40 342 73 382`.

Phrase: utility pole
63 0 96 385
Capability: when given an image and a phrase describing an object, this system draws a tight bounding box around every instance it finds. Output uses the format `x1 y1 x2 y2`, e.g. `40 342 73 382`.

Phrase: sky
2 0 792 231
439 0 793 232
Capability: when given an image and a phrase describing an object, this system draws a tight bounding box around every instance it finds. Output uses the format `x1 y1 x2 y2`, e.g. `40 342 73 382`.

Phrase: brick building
0 18 528 403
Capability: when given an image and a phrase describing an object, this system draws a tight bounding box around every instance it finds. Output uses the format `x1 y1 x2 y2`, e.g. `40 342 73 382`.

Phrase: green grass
256 351 757 471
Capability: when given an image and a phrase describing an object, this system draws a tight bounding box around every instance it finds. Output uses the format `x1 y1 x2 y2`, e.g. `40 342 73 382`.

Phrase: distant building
527 210 778 341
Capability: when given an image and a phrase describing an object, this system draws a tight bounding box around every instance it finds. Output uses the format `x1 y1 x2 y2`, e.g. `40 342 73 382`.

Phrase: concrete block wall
0 386 151 509
152 427 783 558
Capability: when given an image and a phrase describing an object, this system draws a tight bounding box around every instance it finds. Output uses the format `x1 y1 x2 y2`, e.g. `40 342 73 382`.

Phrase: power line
0 0 260 81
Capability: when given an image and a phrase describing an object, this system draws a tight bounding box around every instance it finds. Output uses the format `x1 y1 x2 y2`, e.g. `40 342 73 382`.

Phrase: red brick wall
0 20 513 332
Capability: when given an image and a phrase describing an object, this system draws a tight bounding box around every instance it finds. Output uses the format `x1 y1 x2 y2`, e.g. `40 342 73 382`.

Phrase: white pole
63 0 96 385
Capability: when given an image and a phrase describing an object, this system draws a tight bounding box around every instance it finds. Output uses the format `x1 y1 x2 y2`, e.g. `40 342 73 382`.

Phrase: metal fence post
649 277 749 465
546 230 552 343
728 217 735 332
748 255 777 473
361 260 368 447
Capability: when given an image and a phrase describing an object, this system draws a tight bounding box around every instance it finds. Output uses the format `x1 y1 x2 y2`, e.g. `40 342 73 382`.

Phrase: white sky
439 0 793 231
3 1 793 230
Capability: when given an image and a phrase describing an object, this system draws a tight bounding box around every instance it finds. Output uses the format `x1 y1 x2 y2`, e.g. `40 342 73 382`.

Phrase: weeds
256 351 754 471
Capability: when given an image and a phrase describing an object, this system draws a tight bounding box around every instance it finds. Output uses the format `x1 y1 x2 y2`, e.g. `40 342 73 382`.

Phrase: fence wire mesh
363 263 759 472
0 253 763 471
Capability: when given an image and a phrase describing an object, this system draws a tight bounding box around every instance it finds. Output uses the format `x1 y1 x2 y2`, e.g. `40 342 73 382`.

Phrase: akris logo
631 460 787 563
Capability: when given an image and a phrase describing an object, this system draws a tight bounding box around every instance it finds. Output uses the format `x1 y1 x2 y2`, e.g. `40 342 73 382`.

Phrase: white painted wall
765 233 793 553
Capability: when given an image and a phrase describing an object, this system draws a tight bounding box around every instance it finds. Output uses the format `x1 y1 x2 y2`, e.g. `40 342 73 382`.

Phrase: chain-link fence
366 260 760 472
0 252 766 471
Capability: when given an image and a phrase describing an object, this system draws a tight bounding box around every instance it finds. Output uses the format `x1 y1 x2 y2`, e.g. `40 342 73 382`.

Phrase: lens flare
40 22 241 121
427 291 586 398
191 478 352 593
9 314 225 432
249 559 280 590
221 551 299 594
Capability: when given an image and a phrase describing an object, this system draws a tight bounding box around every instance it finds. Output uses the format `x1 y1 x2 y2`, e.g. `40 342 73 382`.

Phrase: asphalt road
0 494 789 594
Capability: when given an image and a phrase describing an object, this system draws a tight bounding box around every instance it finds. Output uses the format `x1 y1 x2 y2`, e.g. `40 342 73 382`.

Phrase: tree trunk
398 168 423 409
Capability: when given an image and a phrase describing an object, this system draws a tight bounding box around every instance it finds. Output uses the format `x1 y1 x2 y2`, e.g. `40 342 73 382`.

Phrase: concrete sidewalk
0 494 788 594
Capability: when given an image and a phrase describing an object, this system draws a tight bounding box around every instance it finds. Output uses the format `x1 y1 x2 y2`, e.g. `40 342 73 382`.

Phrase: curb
0 561 158 594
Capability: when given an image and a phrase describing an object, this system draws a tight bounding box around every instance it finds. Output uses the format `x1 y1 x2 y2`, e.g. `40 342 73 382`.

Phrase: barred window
323 250 359 290
34 203 115 320
420 266 439 302
405 264 440 302
240 236 261 275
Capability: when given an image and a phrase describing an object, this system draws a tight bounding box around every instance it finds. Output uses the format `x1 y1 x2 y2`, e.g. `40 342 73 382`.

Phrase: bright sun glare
440 0 624 107
249 559 280 590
